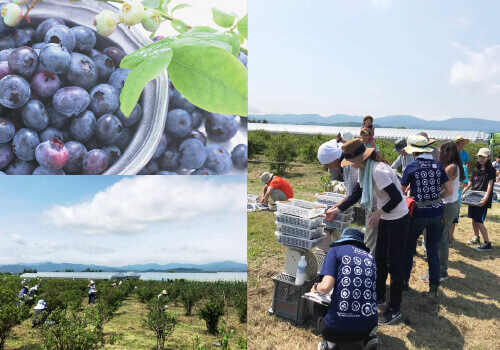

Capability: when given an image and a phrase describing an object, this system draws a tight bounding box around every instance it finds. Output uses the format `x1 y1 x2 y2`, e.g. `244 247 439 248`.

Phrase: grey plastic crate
315 192 347 206
324 219 352 230
270 273 318 325
276 201 326 219
462 190 487 207
275 222 325 240
275 232 326 250
274 212 325 229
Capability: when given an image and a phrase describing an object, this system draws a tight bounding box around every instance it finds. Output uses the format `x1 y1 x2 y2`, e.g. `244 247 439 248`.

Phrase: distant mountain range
249 114 500 133
0 261 247 274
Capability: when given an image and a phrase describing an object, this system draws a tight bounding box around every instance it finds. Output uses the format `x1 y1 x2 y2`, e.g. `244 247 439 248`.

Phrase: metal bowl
27 0 168 174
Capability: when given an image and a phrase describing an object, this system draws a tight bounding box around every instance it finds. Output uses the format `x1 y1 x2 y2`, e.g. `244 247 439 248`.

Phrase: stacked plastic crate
270 198 326 324
315 192 354 230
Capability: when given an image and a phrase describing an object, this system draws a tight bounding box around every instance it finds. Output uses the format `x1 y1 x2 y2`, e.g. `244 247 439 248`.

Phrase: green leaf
142 0 161 9
224 32 240 57
168 45 247 116
236 14 248 39
171 3 192 14
238 34 245 45
172 26 234 55
120 49 172 117
171 19 189 33
212 8 238 28
120 39 173 69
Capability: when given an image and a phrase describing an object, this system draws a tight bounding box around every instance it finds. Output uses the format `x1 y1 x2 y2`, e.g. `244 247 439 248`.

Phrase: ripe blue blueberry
9 29 32 47
8 46 39 80
169 89 196 113
0 142 14 169
0 74 30 109
95 114 123 145
0 36 14 50
70 110 96 142
44 25 75 53
178 138 206 169
115 127 132 152
190 109 204 129
237 52 247 67
89 84 120 116
152 133 167 159
231 144 247 169
32 166 65 175
12 128 40 161
93 54 115 82
108 68 131 91
35 18 65 42
166 109 192 138
4 159 36 175
63 52 99 90
157 148 180 171
71 26 96 52
0 117 15 143
180 130 207 146
102 145 121 166
0 48 13 61
205 114 238 142
31 70 62 98
191 167 215 175
82 149 108 175
39 127 63 143
0 60 10 79
47 105 68 129
138 159 159 175
39 43 70 74
116 103 141 127
22 99 49 132
63 140 87 173
204 144 232 174
103 47 125 67
52 86 90 117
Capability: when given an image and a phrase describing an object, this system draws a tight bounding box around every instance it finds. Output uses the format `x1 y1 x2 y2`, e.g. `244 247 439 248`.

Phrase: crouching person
32 300 47 328
313 228 378 350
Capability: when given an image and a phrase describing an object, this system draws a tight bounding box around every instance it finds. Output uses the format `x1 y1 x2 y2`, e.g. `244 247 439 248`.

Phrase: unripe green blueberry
119 0 145 26
141 9 161 32
94 10 118 37
1 3 23 27
13 0 30 5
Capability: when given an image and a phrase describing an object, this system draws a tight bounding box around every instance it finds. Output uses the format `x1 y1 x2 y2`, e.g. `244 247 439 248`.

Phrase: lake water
19 272 247 282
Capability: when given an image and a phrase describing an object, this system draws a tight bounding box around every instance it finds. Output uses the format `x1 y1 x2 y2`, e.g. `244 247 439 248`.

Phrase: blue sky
0 176 247 267
249 0 500 121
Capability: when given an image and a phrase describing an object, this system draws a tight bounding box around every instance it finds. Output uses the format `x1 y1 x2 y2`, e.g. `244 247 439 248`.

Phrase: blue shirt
401 156 449 218
458 164 468 206
460 150 469 165
320 244 377 333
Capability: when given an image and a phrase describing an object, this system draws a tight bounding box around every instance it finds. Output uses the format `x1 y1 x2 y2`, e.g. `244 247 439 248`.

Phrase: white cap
34 300 46 310
317 140 342 165
341 130 354 142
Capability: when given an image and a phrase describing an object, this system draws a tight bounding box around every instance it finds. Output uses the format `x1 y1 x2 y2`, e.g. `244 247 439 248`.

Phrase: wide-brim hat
90 280 95 285
330 228 368 249
404 135 434 154
454 135 470 146
393 138 407 153
34 300 46 310
161 290 168 295
260 172 273 184
341 139 375 167
417 132 436 145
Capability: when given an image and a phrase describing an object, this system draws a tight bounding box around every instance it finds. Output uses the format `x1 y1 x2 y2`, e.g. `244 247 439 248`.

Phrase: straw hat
454 135 470 146
417 132 436 145
363 115 373 123
260 172 273 184
317 139 342 164
404 135 433 154
34 300 46 310
477 148 490 158
341 139 375 167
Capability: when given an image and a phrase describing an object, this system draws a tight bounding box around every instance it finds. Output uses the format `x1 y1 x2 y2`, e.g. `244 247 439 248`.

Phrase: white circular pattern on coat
416 180 421 186
353 257 362 265
353 277 362 287
364 258 372 266
417 194 423 200
361 303 372 316
352 301 360 312
415 172 420 179
421 171 427 178
422 179 428 186
371 303 377 314
340 288 350 299
424 194 430 200
341 276 351 287
365 268 373 277
417 187 422 193
364 290 372 300
436 170 441 177
354 266 363 275
342 256 351 264
339 301 349 311
353 289 362 299
342 266 352 275
429 170 435 178
373 291 377 300
364 279 373 289
429 178 435 185
424 186 430 193
437 178 441 184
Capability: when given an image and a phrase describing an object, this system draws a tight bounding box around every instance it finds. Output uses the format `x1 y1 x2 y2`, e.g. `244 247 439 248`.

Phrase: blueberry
169 89 196 113
63 140 87 173
103 46 125 67
52 86 90 117
115 127 132 152
205 114 238 142
95 114 123 145
32 42 45 50
0 142 14 169
0 61 11 79
0 37 14 50
156 171 178 175
4 159 36 175
152 133 167 159
116 103 141 127
89 84 119 116
204 144 232 174
0 49 13 62
102 145 121 166
39 127 63 143
32 166 65 175
180 130 207 146
138 159 159 175
23 27 35 42
231 144 247 169
82 149 108 175
157 149 179 171
31 70 62 98
60 126 72 142
190 109 204 129
9 29 32 47
47 105 68 129
88 49 101 58
84 135 100 151
93 54 115 82
8 47 39 80
44 25 75 53
22 100 49 132
12 128 40 161
237 52 248 67
71 26 96 52
166 109 192 138
108 68 131 91
191 168 215 175
39 43 70 74
63 52 99 90
178 138 206 169
35 18 65 42
70 110 96 142
0 117 15 143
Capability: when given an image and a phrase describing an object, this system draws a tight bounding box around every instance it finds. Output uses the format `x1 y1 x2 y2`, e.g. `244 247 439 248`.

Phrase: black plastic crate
354 207 366 226
270 273 318 324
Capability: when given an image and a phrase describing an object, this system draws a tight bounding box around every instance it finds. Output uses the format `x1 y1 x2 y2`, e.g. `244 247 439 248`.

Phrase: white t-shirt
370 162 408 220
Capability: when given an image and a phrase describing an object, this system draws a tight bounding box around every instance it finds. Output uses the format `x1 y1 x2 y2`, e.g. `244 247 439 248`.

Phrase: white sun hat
34 300 46 310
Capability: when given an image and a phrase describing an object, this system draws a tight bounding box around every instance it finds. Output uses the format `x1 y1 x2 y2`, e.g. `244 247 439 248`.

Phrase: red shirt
269 176 294 199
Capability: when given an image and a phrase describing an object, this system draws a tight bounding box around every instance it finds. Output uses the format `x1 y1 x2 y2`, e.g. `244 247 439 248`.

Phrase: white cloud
42 177 245 235
11 233 27 245
371 0 391 8
450 42 500 94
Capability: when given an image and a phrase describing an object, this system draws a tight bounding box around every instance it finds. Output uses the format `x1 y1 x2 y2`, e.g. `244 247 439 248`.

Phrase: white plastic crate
275 232 326 250
315 192 347 206
276 200 326 219
275 221 325 240
274 212 325 229
324 219 352 230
